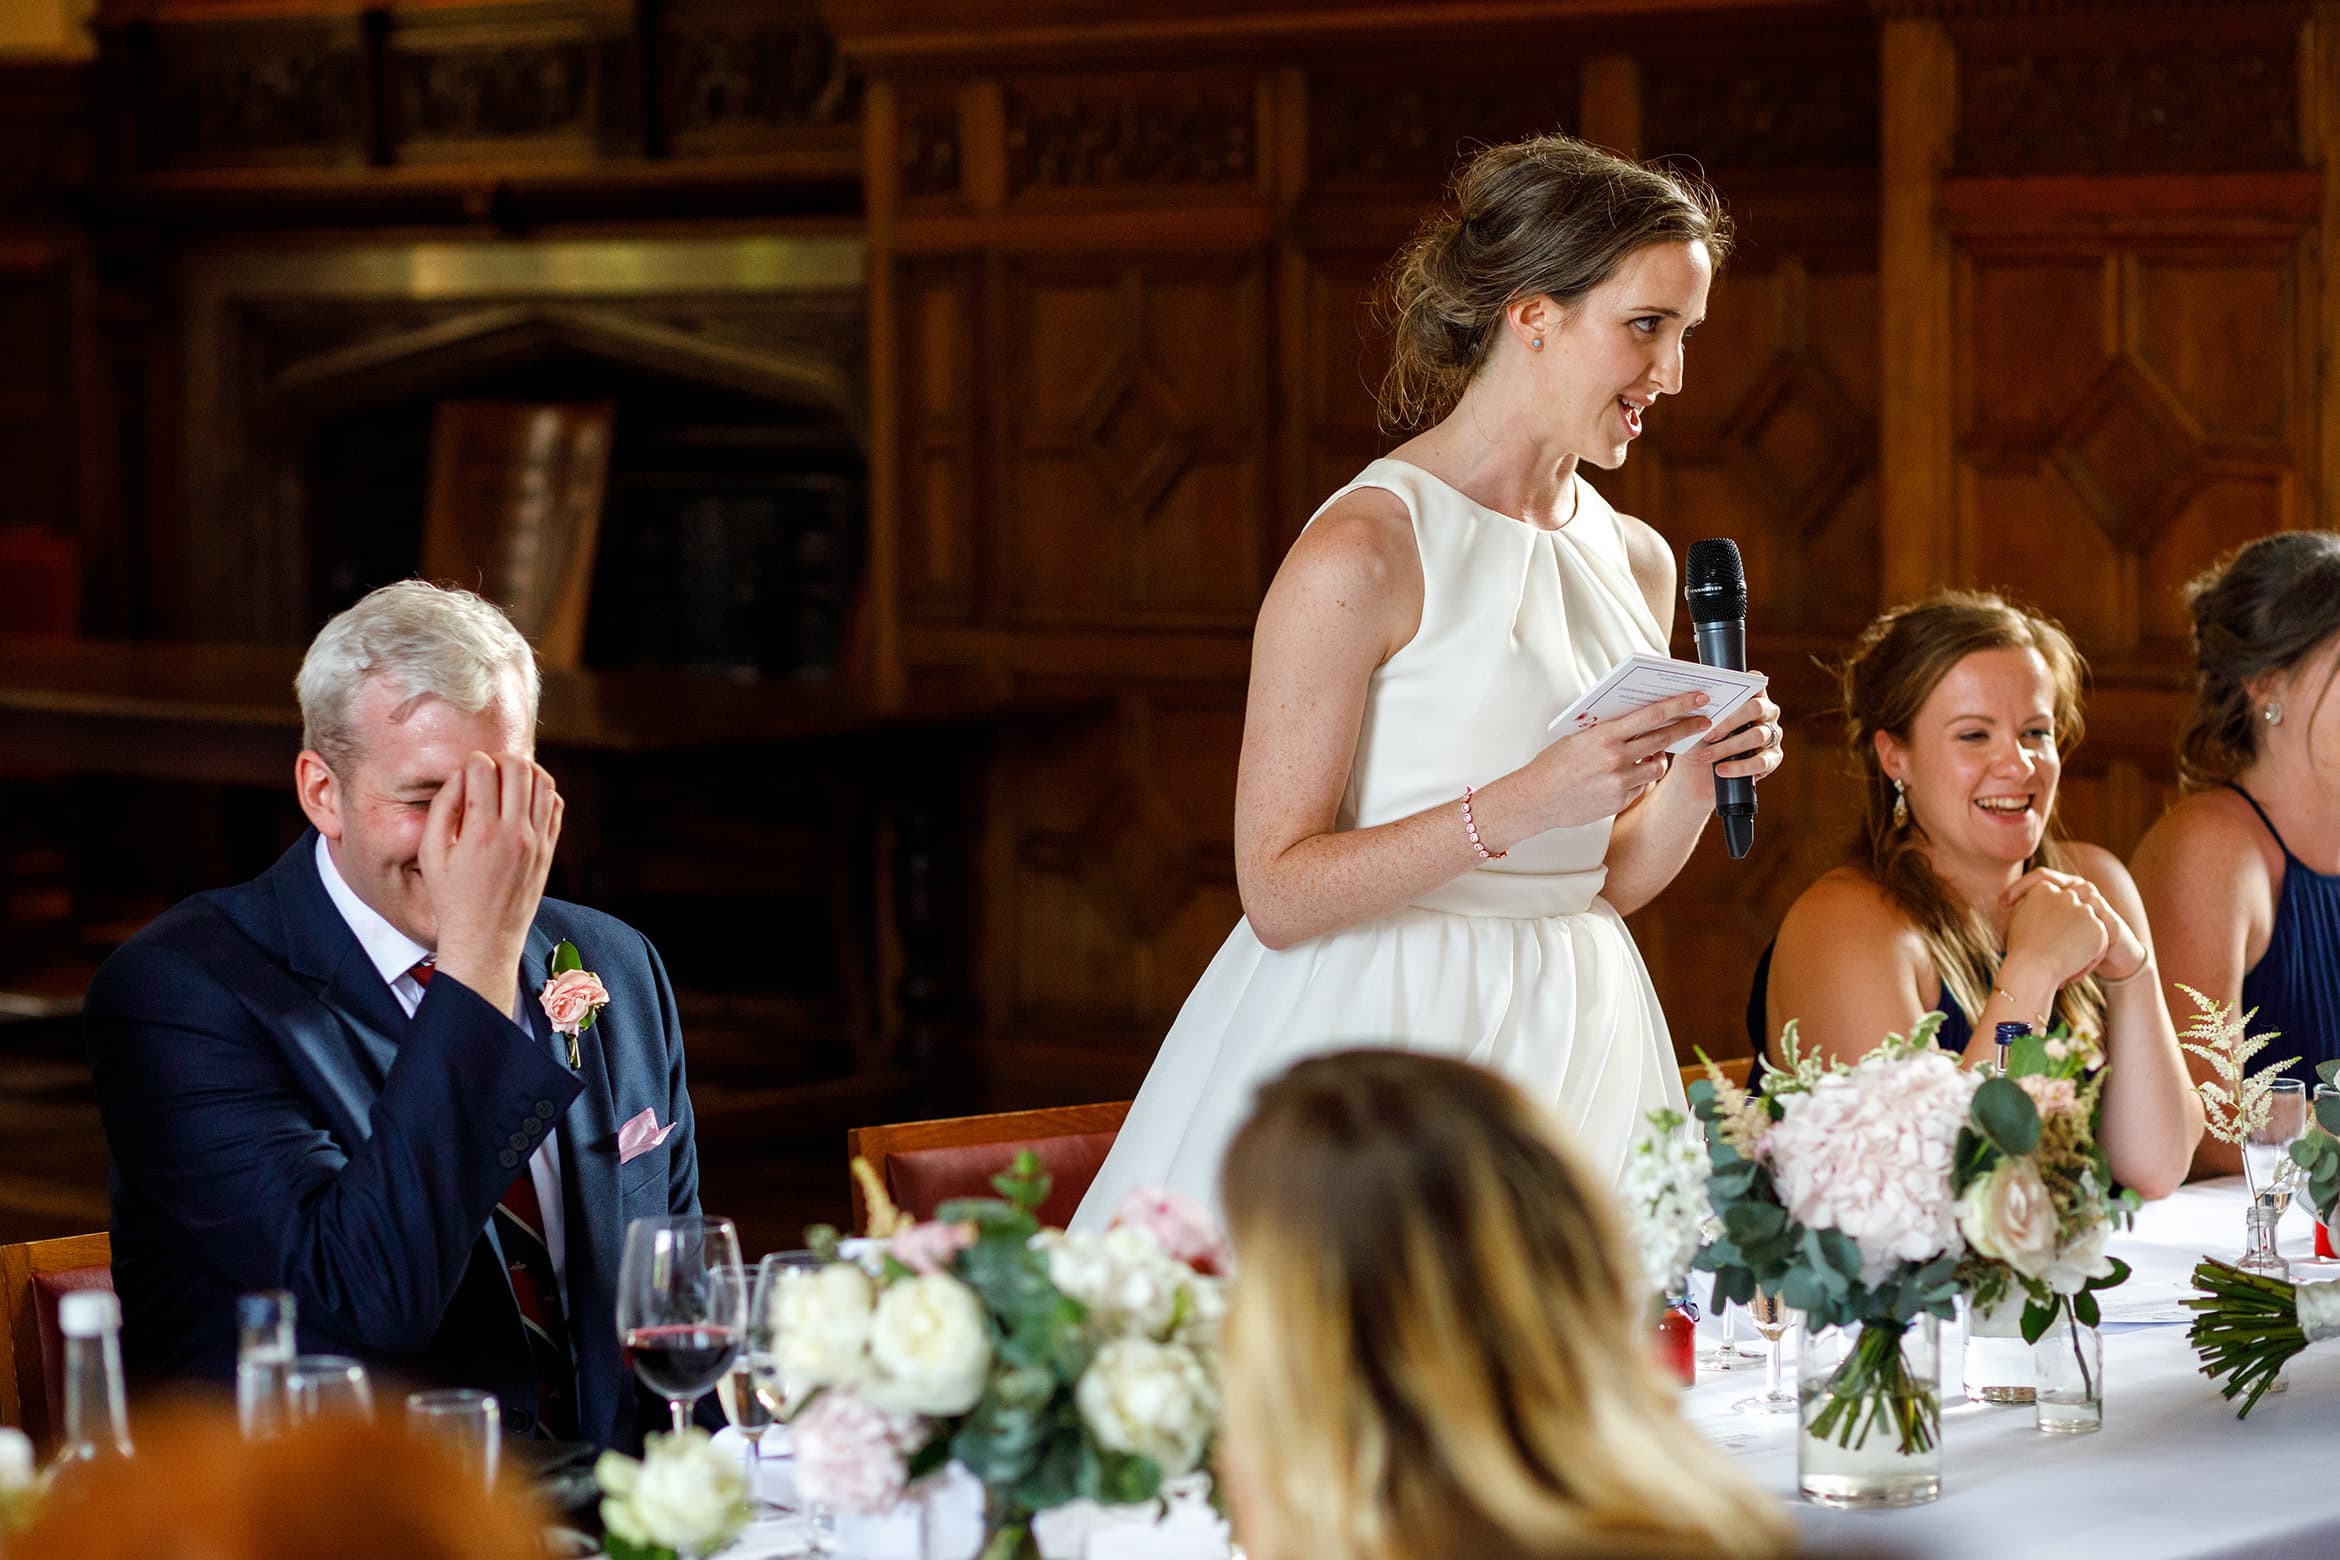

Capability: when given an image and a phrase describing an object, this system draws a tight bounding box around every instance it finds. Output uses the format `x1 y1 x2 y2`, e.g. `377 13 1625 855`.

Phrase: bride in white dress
1073 134 1786 1230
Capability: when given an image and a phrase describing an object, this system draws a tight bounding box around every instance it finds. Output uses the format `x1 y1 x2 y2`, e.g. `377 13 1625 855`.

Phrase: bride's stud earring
1531 337 1542 350
1892 778 1908 829
2263 701 2284 726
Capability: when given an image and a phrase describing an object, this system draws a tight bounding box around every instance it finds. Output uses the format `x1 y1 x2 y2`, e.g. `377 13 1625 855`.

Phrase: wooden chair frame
846 1102 1131 1234
0 1231 111 1445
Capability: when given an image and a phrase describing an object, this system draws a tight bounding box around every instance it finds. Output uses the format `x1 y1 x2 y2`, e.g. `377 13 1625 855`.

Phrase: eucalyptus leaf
1970 1075 2042 1157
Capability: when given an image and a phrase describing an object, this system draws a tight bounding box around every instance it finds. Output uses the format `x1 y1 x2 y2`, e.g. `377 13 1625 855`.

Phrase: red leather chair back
848 1102 1131 1234
1 1232 113 1452
31 1266 115 1441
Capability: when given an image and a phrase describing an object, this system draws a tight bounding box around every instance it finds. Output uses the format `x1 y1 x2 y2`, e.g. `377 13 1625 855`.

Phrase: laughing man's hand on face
423 749 563 1018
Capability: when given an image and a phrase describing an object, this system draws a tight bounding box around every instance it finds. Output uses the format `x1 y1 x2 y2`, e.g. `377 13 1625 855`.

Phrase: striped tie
408 960 580 1439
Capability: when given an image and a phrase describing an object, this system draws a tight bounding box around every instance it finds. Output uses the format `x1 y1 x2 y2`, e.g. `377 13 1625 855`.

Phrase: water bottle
55 1290 132 1467
236 1291 297 1440
1994 1020 2029 1076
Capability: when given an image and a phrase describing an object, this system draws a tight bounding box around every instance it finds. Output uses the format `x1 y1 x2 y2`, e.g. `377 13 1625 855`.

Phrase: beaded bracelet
1461 785 1505 861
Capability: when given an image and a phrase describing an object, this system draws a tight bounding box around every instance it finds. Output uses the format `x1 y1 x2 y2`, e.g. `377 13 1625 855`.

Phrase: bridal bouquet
1954 1026 2137 1348
774 1155 1226 1560
1692 1019 1976 1462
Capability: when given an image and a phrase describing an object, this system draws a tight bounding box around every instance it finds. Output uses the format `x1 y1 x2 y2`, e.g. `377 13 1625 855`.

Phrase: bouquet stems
2186 1258 2303 1418
1804 1320 1940 1457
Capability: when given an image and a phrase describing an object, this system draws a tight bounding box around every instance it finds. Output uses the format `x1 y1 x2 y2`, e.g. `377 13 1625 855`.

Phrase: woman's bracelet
1461 785 1506 861
1989 989 2050 1031
2097 961 2153 988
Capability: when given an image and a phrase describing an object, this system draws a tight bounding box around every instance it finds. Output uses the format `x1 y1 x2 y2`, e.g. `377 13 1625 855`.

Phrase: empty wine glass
2240 1079 2308 1278
617 1215 746 1436
752 1249 836 1547
286 1355 373 1421
1732 1288 1797 1415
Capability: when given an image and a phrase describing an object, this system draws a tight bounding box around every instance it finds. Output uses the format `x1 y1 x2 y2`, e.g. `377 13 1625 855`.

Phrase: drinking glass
406 1389 500 1489
618 1215 747 1436
751 1250 836 1544
286 1355 373 1421
2240 1079 2308 1278
1733 1288 1797 1415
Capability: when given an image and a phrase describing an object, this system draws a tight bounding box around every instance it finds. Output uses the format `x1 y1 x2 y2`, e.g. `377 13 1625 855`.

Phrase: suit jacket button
508 1131 530 1152
534 1100 557 1121
524 1118 544 1139
499 1148 520 1169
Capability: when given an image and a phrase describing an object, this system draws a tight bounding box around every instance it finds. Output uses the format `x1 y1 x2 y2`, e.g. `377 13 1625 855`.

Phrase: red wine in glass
623 1324 742 1403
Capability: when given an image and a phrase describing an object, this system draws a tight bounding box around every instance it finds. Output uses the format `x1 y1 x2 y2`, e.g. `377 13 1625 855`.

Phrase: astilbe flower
1763 1048 1981 1286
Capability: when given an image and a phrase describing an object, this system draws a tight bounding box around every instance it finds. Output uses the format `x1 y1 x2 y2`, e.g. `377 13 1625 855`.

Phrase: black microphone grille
1686 538 1744 592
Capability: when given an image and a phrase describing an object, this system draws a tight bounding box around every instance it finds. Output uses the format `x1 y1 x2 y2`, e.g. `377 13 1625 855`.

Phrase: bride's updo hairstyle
1376 133 1732 432
2175 531 2340 790
1218 1051 1790 1560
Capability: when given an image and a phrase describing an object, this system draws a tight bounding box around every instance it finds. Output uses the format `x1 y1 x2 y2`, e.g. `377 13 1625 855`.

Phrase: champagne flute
718 1258 787 1509
618 1215 747 1437
1732 1288 1797 1415
2240 1079 2307 1278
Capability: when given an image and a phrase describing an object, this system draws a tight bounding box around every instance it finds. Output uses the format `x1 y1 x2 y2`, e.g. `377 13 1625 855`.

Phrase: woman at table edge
1216 1050 1793 1560
2131 532 2340 1179
1757 592 2203 1200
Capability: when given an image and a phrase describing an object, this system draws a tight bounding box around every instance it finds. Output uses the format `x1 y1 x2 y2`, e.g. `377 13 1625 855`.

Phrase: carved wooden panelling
659 0 858 156
998 255 1271 627
898 99 963 201
1003 72 1257 196
0 260 76 536
1622 257 1881 638
1954 245 2310 666
1954 37 2299 176
139 20 368 168
1641 46 1879 172
1306 64 1576 189
1293 250 1394 539
897 257 980 622
386 22 613 159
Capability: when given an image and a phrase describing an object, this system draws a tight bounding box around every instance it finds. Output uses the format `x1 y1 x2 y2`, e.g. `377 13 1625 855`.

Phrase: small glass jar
1653 1297 1697 1386
2032 1308 2102 1434
1961 1291 2036 1405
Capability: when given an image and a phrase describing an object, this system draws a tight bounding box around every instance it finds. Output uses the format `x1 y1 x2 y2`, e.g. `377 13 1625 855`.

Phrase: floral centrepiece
1950 1024 2136 1431
777 1154 1225 1560
1693 1018 1980 1503
596 1427 754 1560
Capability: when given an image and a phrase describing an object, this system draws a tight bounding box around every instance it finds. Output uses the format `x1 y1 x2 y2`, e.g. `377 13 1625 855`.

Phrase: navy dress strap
2226 785 2340 1084
1745 936 1970 1093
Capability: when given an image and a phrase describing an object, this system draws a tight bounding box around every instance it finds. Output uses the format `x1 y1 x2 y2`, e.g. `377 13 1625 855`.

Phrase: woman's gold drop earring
1892 778 1909 829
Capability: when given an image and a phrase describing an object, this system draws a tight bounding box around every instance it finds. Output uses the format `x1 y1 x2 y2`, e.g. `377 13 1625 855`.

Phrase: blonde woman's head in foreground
1218 1051 1793 1560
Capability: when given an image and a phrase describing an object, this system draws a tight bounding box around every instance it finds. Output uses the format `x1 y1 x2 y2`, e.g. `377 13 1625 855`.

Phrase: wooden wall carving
138 19 369 168
659 0 860 152
1004 74 1258 194
1954 36 2300 175
1307 66 1578 188
1640 47 1880 172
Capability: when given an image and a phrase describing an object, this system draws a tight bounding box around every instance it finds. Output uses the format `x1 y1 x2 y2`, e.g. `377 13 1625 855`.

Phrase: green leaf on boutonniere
551 940 582 976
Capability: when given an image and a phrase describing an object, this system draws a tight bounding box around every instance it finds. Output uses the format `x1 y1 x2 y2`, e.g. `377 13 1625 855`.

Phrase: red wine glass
617 1214 747 1437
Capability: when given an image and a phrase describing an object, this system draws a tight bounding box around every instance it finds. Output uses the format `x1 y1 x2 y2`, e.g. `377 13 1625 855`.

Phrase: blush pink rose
1111 1188 1228 1275
539 969 610 1036
790 1391 927 1515
890 1220 976 1275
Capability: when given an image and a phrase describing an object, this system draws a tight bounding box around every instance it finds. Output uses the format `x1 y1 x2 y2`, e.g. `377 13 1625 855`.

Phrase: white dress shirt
313 835 570 1309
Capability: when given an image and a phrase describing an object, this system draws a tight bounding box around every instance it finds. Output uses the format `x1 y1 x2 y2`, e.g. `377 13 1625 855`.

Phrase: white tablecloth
707 1178 2340 1560
1684 1177 2340 1560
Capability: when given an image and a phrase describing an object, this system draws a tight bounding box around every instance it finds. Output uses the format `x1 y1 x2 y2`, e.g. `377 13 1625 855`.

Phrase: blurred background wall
0 0 2331 1247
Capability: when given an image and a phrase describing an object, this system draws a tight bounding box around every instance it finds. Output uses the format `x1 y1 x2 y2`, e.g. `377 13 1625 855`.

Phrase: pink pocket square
617 1107 677 1164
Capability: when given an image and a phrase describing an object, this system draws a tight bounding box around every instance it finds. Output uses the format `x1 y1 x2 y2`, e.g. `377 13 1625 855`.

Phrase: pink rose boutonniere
539 940 609 1068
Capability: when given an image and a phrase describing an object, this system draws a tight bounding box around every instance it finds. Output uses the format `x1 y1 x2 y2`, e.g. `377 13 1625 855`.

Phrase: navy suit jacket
84 831 701 1452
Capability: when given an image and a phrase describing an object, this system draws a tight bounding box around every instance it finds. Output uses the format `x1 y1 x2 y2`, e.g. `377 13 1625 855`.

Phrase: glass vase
1796 1317 1942 1508
2032 1305 2102 1434
1961 1291 2035 1405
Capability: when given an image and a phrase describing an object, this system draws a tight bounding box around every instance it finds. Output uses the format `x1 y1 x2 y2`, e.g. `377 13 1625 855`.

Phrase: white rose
1043 1227 1187 1338
598 1430 752 1555
1171 1273 1227 1358
1075 1338 1218 1479
1955 1160 2059 1281
863 1272 993 1416
2040 1217 2115 1296
777 1262 876 1387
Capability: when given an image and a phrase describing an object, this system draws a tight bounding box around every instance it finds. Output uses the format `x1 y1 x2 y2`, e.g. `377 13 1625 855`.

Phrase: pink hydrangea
889 1219 976 1275
790 1391 928 1515
1110 1188 1227 1275
1762 1049 1981 1286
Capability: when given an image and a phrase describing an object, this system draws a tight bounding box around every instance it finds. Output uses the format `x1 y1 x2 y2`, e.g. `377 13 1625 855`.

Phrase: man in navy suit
86 580 701 1451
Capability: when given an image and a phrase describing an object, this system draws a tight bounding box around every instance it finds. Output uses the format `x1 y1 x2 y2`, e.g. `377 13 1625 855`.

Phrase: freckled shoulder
1615 510 1677 640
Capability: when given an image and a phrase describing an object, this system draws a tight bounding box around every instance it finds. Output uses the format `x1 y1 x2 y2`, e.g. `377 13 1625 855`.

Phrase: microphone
1684 538 1756 860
